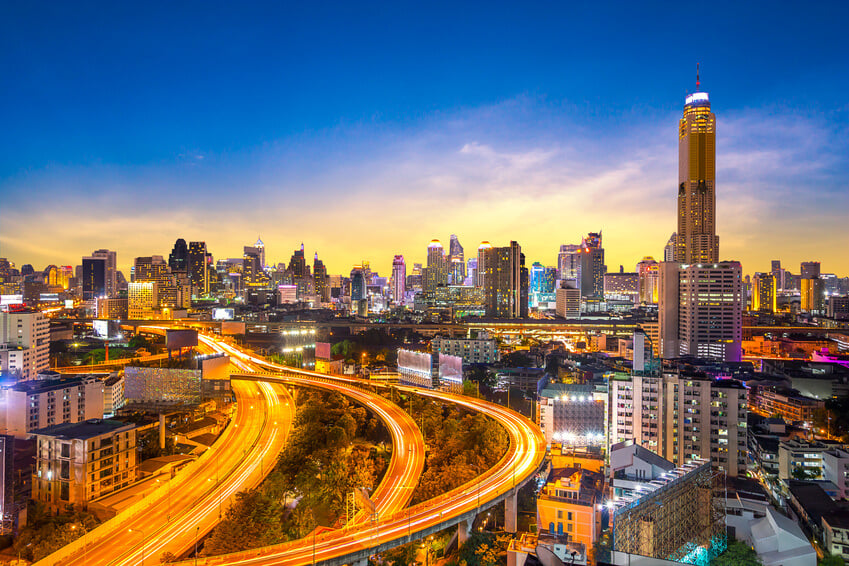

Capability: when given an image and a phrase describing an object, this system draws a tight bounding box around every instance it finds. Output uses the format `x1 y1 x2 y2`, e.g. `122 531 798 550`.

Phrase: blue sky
1 1 847 276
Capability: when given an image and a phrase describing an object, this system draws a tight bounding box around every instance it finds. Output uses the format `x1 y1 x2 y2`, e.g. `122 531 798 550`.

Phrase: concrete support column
505 490 518 533
352 559 368 566
458 519 470 546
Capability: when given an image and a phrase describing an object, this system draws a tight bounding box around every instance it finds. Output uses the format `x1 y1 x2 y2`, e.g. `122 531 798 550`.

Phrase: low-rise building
32 419 137 510
823 449 849 500
608 440 675 499
0 375 105 438
536 466 603 560
778 439 844 482
102 374 125 418
823 512 849 562
431 332 499 365
750 506 816 566
749 387 824 423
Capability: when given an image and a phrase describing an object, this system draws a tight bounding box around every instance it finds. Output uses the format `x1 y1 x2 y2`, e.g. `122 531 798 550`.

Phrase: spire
300 242 304 252
696 62 700 91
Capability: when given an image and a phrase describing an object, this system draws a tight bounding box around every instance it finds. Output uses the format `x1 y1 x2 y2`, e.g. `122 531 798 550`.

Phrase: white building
749 507 816 566
659 261 742 362
555 283 580 319
0 310 50 379
609 370 748 477
823 449 849 500
823 513 849 563
102 374 125 418
0 376 104 438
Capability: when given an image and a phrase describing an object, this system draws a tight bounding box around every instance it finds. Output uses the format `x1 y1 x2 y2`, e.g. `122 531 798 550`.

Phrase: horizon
2 2 848 277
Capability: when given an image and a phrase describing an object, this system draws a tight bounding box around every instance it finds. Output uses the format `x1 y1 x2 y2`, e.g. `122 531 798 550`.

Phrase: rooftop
32 419 134 440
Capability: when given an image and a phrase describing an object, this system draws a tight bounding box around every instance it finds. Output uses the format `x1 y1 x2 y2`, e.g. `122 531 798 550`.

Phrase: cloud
0 97 846 276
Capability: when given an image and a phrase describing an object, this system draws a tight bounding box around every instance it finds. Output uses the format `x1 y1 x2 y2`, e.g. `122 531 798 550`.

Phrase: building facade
0 310 50 379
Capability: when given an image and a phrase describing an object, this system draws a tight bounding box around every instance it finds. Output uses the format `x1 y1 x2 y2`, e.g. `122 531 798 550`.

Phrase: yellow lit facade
676 92 718 264
751 272 777 313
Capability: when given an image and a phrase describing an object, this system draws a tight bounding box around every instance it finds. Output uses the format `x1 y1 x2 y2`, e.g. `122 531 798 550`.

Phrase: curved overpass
180 339 547 566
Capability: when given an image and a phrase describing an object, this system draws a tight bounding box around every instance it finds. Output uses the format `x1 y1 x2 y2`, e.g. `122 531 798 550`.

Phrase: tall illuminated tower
676 70 718 264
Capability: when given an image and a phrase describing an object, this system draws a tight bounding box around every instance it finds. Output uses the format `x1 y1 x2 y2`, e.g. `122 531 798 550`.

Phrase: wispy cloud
1 97 846 276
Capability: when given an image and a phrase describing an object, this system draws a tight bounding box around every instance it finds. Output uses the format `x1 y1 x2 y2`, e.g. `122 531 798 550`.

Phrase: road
176 337 547 566
36 377 294 566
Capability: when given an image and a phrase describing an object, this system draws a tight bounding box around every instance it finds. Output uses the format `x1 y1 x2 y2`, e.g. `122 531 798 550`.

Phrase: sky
1 1 848 277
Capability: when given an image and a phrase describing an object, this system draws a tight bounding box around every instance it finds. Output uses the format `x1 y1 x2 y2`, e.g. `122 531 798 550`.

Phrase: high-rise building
188 241 209 297
313 253 329 303
128 282 158 319
448 234 465 284
476 242 492 288
557 244 582 286
609 370 747 477
801 278 826 314
288 244 308 278
242 246 264 286
580 232 605 298
555 280 581 319
751 272 777 313
89 250 117 298
81 256 106 301
0 310 50 379
801 262 821 279
659 261 742 362
637 257 660 304
168 239 189 272
424 240 448 295
255 237 266 268
350 267 366 302
771 260 786 291
663 233 677 262
675 84 718 264
529 262 556 308
392 255 406 305
482 241 528 319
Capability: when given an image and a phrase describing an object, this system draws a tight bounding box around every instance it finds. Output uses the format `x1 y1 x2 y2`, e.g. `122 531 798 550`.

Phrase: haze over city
2 2 848 275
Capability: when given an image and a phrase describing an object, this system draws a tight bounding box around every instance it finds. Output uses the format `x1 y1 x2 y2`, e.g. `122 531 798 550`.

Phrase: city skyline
2 3 848 276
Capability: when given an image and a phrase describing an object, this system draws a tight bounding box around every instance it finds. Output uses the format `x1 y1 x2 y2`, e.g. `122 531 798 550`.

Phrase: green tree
712 539 763 566
820 553 846 566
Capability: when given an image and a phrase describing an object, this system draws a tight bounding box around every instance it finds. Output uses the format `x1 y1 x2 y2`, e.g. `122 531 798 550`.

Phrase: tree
820 553 845 566
792 467 820 480
159 551 178 563
712 539 763 566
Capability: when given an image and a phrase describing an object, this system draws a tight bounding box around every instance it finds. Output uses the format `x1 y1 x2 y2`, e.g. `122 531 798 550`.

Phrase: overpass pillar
352 559 368 566
505 490 518 533
458 519 470 546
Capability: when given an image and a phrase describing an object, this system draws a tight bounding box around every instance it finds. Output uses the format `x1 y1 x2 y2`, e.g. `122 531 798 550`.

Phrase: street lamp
129 528 146 566
71 523 88 564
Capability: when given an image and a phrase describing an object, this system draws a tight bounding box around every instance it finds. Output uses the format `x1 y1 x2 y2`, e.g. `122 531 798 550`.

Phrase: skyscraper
188 242 209 297
675 81 718 264
770 260 785 291
255 237 266 268
476 242 492 289
663 233 677 263
313 253 329 303
81 256 106 301
424 240 447 295
288 244 308 278
83 249 117 298
168 239 189 272
579 232 605 298
636 257 660 304
751 272 777 313
392 255 406 305
482 241 528 319
659 261 742 361
448 235 465 284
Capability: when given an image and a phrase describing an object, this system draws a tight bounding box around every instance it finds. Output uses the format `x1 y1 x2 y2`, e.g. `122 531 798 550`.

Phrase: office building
423 240 448 295
751 272 777 313
242 246 264 285
827 296 849 320
800 262 821 279
431 332 498 365
482 241 528 319
168 239 189 272
603 271 638 302
529 262 557 308
476 242 492 288
32 419 137 510
675 85 719 264
391 255 406 305
188 241 209 297
350 267 366 302
313 253 329 303
637 257 659 304
663 233 677 262
254 237 266 268
801 277 825 314
659 261 742 362
609 370 748 476
0 375 105 438
579 233 605 298
558 244 582 285
555 281 581 319
0 310 50 379
288 244 307 278
128 282 158 319
448 234 465 284
771 260 786 291
96 297 128 320
81 256 106 301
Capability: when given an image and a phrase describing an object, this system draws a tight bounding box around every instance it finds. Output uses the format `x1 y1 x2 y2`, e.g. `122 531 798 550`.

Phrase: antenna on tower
696 63 700 91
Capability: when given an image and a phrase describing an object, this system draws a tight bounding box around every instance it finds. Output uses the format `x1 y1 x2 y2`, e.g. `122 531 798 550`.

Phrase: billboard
316 342 332 360
166 329 199 349
212 308 235 321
